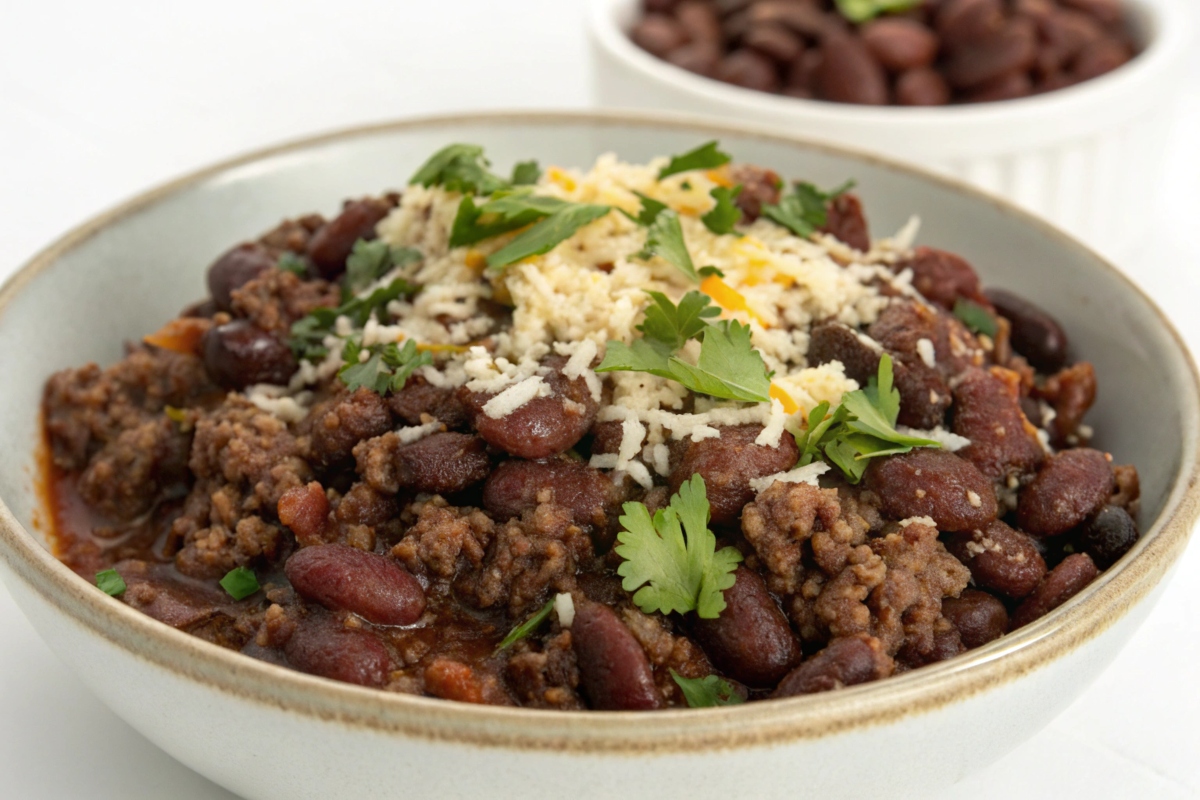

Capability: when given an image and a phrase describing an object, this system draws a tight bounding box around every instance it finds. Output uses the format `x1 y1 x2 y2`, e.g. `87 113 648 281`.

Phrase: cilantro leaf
277 251 308 276
511 160 542 186
339 339 432 394
220 566 260 600
953 298 998 338
635 209 698 282
701 185 743 235
762 179 855 238
834 0 921 24
638 290 720 352
671 670 744 708
840 355 938 447
409 143 509 195
664 320 772 403
344 240 423 296
288 277 421 362
615 474 742 619
487 203 611 269
619 191 669 227
658 141 733 180
495 598 555 653
96 569 126 597
450 191 573 248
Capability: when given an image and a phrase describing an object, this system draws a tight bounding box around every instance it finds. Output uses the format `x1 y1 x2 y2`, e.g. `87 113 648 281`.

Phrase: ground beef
302 388 394 472
391 498 494 582
230 268 340 335
505 630 583 709
622 606 713 705
78 416 191 521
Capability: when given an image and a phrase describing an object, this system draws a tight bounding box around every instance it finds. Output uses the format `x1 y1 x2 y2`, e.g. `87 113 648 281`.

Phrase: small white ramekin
589 0 1192 258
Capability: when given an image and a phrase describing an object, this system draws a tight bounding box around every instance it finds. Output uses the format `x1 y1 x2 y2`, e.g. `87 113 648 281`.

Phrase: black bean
1080 505 1139 569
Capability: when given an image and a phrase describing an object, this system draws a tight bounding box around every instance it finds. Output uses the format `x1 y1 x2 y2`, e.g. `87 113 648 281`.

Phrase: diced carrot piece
143 317 211 355
700 274 768 328
770 384 800 415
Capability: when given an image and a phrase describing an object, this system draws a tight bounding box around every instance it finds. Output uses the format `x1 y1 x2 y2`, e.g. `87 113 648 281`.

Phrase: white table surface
1 1 1198 797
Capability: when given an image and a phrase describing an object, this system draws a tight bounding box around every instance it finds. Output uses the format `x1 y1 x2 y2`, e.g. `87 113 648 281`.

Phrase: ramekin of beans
589 0 1191 257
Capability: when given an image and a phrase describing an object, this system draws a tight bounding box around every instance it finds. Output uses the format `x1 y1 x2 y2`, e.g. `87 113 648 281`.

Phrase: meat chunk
1033 362 1097 446
391 498 494 582
303 388 394 472
820 192 870 252
895 247 987 311
229 268 340 336
505 630 584 710
78 416 191 521
669 425 800 526
864 449 998 532
354 431 491 496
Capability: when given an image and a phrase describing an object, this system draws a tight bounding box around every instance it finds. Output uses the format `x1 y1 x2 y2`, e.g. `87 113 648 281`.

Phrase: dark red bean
277 482 332 548
207 243 275 312
666 41 723 76
1018 449 1114 537
676 1 723 45
815 34 888 105
747 0 837 38
395 432 491 495
389 374 470 430
305 198 392 280
669 425 799 526
201 320 298 390
632 14 689 58
1061 0 1123 27
729 163 781 222
896 67 951 105
285 543 426 626
284 614 391 687
943 590 1009 648
900 247 987 310
946 520 1047 600
1010 552 1099 629
743 23 803 63
1080 505 1139 569
952 368 1045 483
861 18 939 72
715 48 781 92
1037 9 1103 74
820 192 870 253
772 634 893 697
865 449 998 533
307 388 394 472
483 459 617 529
983 288 1069 373
1073 36 1132 81
944 18 1038 90
643 0 679 13
691 567 801 688
572 601 663 710
936 0 1005 45
965 70 1034 103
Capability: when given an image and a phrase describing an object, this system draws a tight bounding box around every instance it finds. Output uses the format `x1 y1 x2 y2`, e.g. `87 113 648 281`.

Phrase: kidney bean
1009 552 1099 629
307 388 394 472
1073 36 1132 81
389 374 470 430
691 567 801 688
572 601 663 710
952 368 1045 482
285 543 426 626
820 192 870 253
305 198 392 280
1061 0 1123 27
899 246 986 310
284 614 391 687
633 14 688 59
1080 505 1139 569
396 432 491 495
669 425 799 526
729 163 781 222
278 482 331 547
743 23 803 64
746 1 834 39
643 0 680 13
964 70 1033 103
715 48 781 92
1018 448 1114 537
943 590 1008 648
1037 9 1103 74
676 1 722 44
815 34 888 105
207 243 275 312
936 0 1005 46
946 520 1047 600
862 18 939 72
896 67 951 106
772 634 893 697
865 449 998 533
460 356 598 460
483 458 617 529
201 320 298 390
982 288 1069 373
666 40 723 77
945 17 1038 89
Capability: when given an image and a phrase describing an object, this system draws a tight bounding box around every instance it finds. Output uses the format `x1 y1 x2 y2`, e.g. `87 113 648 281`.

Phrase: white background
1 1 1198 797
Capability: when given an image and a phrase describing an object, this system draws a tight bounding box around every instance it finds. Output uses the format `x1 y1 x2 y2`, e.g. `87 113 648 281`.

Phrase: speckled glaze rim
0 110 1197 755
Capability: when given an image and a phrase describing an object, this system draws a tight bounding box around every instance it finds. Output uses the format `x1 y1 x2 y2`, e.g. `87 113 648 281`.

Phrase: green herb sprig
701 186 743 236
834 0 922 24
409 143 510 196
495 598 556 653
220 566 260 601
762 180 855 238
658 141 732 180
671 670 744 708
634 208 699 282
288 277 420 362
96 569 126 597
953 298 998 338
338 339 432 394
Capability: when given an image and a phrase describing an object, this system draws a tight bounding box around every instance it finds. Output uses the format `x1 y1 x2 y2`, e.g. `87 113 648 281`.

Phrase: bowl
588 0 1193 258
0 111 1197 800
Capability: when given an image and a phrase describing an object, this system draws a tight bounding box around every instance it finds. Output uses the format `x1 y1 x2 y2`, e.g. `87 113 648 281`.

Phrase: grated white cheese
482 376 551 419
554 593 576 628
749 462 831 494
916 337 937 368
246 384 313 424
395 421 444 444
898 516 937 528
897 426 972 452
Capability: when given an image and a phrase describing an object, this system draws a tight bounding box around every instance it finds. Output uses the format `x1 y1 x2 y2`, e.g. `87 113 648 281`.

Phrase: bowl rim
1 108 1198 754
587 0 1192 130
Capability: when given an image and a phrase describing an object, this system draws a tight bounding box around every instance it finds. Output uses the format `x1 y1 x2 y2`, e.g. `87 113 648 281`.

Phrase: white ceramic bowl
589 0 1193 258
0 111 1197 800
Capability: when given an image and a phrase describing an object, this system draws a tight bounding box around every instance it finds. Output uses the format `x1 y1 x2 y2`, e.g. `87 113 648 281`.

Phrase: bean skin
951 367 1045 483
285 543 426 626
944 18 1038 90
896 67 951 106
201 320 298 390
864 449 998 533
632 14 688 58
572 601 663 710
669 425 799 526
1080 505 1139 569
691 567 801 688
984 288 1069 373
815 34 888 105
284 614 391 688
1018 448 1114 537
1009 552 1099 629
305 198 392 280
946 520 1047 600
861 18 939 72
483 458 617 529
900 246 986 311
772 634 893 697
396 432 491 495
715 49 781 93
207 243 275 312
820 193 870 253
943 590 1009 648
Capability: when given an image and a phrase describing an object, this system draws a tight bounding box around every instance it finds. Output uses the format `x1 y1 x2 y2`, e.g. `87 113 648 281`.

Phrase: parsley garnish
635 209 698 282
96 569 126 597
953 298 998 338
409 143 509 196
597 291 771 403
615 474 742 619
486 203 611 270
338 339 432 394
795 354 940 483
701 186 743 235
277 252 308 276
495 598 555 653
511 160 542 186
619 191 669 227
762 179 855 238
658 141 733 180
449 190 573 249
220 566 260 600
671 670 744 708
288 277 420 362
834 0 921 24
344 240 422 296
